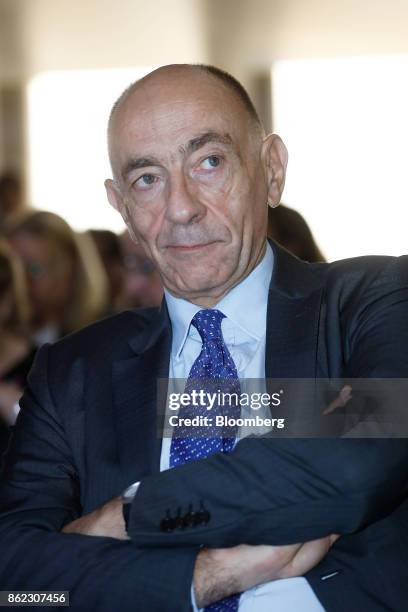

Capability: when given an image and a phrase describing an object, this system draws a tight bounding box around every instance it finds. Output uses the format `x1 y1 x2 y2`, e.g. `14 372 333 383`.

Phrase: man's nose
164 172 205 225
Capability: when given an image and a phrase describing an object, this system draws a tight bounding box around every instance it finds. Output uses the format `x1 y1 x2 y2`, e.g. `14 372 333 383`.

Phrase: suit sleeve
127 256 408 548
0 345 197 612
304 496 408 612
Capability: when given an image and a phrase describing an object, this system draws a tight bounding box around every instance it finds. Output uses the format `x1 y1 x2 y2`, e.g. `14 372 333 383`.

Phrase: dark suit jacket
0 240 407 612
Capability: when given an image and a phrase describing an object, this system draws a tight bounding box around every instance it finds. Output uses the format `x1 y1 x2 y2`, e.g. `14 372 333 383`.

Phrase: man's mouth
166 241 218 252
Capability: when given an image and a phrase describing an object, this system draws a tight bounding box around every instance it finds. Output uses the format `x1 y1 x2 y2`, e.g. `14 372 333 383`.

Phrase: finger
340 385 352 403
323 385 353 415
323 398 343 415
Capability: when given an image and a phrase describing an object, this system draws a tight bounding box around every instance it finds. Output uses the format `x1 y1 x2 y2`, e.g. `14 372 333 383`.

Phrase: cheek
126 204 158 246
125 209 169 268
194 164 234 202
194 167 250 232
230 168 266 236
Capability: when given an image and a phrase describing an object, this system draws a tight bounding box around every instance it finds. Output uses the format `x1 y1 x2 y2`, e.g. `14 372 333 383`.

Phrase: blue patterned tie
169 309 241 611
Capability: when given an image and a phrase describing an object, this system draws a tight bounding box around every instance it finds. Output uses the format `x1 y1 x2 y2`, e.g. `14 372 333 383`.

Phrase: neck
31 310 62 331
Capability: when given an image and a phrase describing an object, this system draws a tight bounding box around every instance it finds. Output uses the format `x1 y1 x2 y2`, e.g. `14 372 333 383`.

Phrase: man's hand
194 535 339 608
323 385 353 415
61 496 129 540
62 495 338 608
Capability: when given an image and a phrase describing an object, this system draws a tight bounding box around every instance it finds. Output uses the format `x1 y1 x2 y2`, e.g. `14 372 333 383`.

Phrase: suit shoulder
325 253 408 290
320 253 408 317
49 308 161 360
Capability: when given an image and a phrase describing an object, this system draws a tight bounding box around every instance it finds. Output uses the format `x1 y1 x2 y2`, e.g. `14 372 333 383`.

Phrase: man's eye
201 156 221 169
136 174 156 187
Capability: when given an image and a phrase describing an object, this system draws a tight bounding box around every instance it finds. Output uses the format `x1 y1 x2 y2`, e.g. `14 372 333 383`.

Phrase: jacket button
173 508 184 530
160 510 175 532
198 501 211 525
182 504 197 528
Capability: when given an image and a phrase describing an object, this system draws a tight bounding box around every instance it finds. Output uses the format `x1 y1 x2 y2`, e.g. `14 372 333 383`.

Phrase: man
0 64 407 612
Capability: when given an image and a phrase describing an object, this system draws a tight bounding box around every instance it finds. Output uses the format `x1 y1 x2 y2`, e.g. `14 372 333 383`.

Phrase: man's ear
261 134 288 207
105 178 124 214
104 179 139 243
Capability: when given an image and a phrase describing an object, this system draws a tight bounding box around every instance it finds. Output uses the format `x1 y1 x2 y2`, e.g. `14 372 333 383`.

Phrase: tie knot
191 309 226 343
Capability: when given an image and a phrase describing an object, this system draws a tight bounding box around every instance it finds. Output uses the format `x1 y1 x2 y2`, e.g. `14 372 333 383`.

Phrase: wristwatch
121 481 140 531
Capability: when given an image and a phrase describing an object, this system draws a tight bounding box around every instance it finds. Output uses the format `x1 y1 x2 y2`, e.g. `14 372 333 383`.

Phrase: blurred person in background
0 239 36 464
88 229 124 313
0 172 25 231
268 203 325 263
6 210 108 345
120 230 163 308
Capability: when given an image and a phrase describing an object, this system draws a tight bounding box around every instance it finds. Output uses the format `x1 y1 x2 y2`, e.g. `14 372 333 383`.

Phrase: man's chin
166 273 234 302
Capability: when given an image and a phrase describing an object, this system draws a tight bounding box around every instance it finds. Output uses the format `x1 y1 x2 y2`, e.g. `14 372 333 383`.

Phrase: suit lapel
265 240 324 379
112 303 171 488
264 241 325 434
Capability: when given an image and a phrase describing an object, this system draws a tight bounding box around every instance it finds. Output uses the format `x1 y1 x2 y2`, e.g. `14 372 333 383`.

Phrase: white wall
19 0 208 76
272 55 408 260
207 0 408 88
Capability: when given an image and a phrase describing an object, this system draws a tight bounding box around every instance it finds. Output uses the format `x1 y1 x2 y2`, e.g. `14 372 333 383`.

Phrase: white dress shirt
162 242 325 612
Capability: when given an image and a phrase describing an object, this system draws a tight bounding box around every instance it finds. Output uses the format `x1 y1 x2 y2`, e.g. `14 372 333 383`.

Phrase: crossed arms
0 256 407 610
0 344 407 610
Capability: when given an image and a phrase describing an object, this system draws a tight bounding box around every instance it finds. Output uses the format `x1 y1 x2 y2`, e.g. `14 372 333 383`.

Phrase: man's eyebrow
184 132 233 154
121 156 161 180
120 132 233 180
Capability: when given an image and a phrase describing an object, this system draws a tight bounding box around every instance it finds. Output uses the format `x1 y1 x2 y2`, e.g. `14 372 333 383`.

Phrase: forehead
109 72 252 172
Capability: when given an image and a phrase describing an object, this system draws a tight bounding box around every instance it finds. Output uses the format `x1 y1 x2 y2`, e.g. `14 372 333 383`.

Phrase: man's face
106 68 285 305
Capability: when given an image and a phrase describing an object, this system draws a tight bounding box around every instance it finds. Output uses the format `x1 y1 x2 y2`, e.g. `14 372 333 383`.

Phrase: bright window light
26 67 153 232
272 56 408 261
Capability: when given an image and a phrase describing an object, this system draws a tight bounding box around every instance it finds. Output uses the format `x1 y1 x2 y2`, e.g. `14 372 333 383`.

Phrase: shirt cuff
191 583 203 612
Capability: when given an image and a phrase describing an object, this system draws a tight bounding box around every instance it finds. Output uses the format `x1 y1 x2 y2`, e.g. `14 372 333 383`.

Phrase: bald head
104 61 288 306
107 64 264 179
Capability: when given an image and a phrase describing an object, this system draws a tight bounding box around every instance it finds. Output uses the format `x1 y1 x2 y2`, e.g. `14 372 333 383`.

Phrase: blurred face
121 234 163 308
106 67 287 306
8 232 75 326
122 244 163 308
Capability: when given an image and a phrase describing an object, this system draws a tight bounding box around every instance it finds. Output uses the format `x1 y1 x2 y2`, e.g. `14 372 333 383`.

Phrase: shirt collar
164 241 274 358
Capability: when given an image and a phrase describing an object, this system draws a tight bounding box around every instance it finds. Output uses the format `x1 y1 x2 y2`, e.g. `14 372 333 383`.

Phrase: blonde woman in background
0 239 36 462
6 210 109 346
